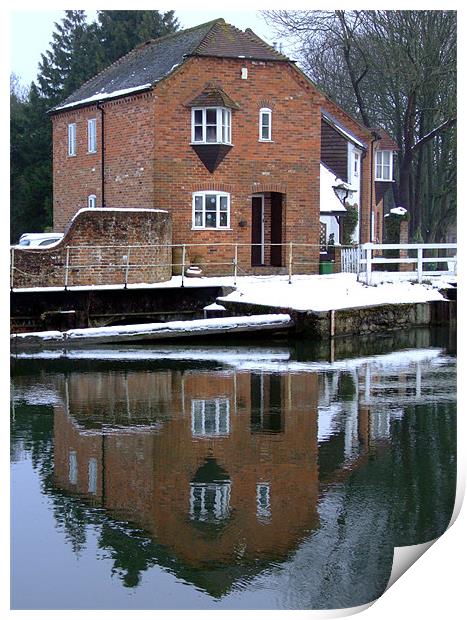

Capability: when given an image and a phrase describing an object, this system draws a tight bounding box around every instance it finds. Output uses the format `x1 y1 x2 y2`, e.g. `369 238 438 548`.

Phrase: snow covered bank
218 273 449 312
11 314 293 348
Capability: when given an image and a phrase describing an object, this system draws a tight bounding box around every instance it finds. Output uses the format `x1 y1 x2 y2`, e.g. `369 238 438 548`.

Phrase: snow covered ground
13 271 455 314
218 272 453 312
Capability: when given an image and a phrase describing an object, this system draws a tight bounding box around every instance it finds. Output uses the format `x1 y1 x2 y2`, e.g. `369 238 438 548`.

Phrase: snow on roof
53 83 153 111
391 206 407 215
320 164 348 213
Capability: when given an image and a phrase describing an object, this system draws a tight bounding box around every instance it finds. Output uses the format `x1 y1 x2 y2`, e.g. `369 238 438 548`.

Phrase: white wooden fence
357 243 457 285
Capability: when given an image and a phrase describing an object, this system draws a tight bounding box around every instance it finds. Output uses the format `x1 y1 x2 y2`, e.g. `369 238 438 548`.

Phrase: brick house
50 18 397 274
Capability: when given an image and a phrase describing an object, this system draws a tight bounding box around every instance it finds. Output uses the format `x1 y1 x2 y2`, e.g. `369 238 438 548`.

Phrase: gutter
97 102 106 208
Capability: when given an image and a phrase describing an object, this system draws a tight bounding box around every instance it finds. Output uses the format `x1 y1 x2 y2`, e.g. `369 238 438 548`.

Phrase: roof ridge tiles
53 19 224 111
243 26 290 61
134 18 224 52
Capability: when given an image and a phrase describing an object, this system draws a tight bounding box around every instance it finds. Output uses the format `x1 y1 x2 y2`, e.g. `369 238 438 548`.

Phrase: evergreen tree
11 10 179 241
96 10 179 67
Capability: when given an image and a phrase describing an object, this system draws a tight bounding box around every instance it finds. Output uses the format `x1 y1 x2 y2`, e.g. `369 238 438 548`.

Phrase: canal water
10 327 456 610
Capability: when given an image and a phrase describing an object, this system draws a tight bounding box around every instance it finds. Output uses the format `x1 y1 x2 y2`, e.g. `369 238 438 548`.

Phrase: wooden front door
270 193 283 266
251 195 264 266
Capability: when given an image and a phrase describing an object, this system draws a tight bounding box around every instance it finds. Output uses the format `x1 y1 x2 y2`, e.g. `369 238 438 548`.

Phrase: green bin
319 261 334 275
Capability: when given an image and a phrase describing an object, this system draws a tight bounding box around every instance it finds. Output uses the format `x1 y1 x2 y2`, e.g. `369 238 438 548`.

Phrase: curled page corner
386 539 436 591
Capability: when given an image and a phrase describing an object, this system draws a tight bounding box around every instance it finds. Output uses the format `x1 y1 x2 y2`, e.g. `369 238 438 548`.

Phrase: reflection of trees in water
391 401 456 545
10 347 457 604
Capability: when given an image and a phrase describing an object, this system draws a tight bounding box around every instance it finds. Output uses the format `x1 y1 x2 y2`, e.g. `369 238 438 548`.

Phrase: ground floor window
192 191 230 229
191 398 230 437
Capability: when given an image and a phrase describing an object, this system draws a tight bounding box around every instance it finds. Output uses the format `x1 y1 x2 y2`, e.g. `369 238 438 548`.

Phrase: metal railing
358 243 457 285
10 241 457 289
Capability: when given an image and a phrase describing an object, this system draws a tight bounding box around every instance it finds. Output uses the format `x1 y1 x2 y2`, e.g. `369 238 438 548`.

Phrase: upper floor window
87 118 97 153
68 450 78 485
256 482 271 522
88 458 97 494
375 150 393 181
189 482 231 522
259 108 272 141
192 107 231 144
353 151 360 177
192 191 230 229
68 123 76 156
88 194 97 208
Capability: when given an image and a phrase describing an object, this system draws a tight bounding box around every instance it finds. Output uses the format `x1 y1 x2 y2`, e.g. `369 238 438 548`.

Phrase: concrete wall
11 208 172 289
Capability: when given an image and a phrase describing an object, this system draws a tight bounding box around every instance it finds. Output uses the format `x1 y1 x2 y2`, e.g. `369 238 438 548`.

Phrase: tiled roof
186 85 241 109
321 111 367 149
52 19 288 112
374 127 400 151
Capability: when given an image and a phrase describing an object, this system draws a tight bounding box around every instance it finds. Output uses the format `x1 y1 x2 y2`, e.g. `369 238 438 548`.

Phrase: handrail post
181 244 186 288
64 246 70 290
365 244 372 285
417 247 423 283
288 242 293 284
124 247 131 288
234 243 238 286
10 247 14 290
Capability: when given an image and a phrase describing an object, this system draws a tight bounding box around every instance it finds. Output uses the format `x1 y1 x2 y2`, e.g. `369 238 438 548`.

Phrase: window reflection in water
191 398 230 437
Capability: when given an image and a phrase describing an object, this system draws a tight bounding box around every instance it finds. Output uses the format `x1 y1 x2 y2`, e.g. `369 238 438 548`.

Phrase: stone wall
11 208 172 289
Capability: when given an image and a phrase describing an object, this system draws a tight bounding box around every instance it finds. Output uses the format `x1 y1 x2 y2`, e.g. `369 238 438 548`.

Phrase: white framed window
87 118 97 153
87 194 97 208
189 482 231 522
192 191 230 229
353 151 360 177
259 107 272 141
256 482 271 522
191 107 232 144
68 122 76 156
88 458 97 494
69 450 78 485
191 398 230 437
375 150 393 181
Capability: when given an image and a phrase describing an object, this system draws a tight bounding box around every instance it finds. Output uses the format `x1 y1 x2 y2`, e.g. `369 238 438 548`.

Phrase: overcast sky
10 6 294 87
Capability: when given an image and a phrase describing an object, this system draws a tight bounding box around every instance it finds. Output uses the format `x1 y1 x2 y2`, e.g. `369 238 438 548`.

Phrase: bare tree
263 10 456 241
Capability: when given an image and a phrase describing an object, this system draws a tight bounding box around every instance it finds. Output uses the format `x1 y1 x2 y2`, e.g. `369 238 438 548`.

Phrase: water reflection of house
50 357 423 592
54 369 322 568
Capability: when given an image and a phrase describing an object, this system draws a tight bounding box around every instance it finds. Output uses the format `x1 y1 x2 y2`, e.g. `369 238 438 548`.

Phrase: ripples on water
10 328 456 610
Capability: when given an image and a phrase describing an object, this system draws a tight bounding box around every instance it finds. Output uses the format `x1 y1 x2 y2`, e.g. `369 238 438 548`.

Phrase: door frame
252 193 265 265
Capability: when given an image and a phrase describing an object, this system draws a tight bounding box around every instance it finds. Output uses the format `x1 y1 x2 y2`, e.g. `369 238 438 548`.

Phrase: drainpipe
97 102 106 207
359 150 366 245
369 131 379 242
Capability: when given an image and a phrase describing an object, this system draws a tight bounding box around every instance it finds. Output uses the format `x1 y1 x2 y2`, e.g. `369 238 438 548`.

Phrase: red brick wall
153 57 321 272
12 208 172 288
52 92 155 232
51 56 375 274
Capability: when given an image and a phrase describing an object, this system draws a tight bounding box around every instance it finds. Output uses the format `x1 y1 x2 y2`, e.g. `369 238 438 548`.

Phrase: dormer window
375 150 393 181
192 107 231 144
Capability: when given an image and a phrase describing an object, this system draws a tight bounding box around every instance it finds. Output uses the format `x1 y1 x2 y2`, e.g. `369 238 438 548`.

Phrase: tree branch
412 117 456 152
